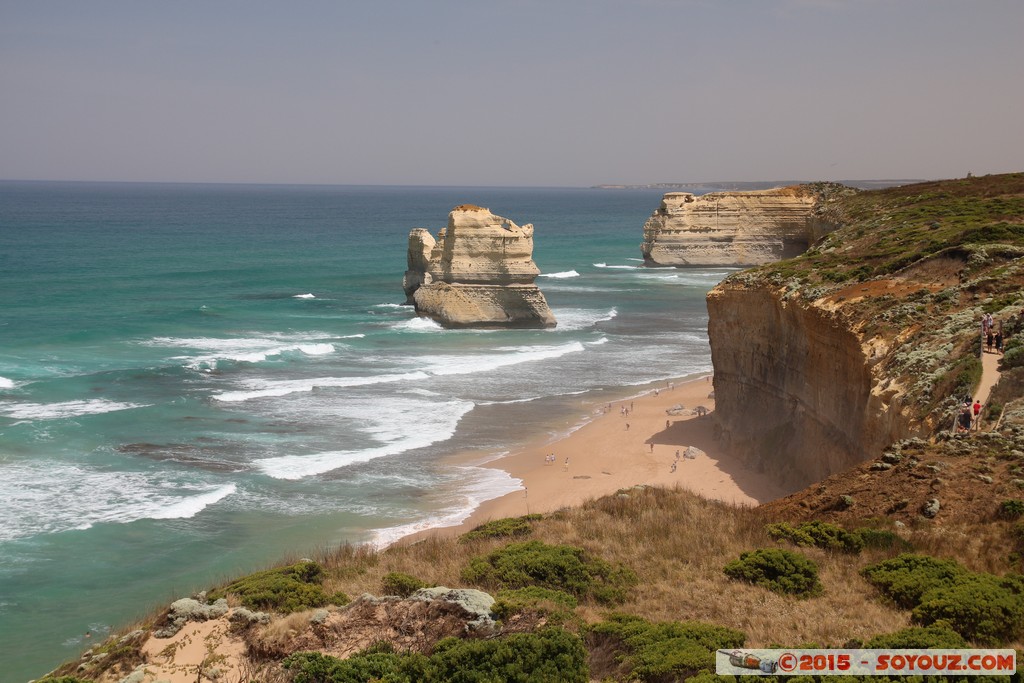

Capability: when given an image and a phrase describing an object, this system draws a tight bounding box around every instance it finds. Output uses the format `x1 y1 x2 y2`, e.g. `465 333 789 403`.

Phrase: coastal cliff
708 174 1024 487
641 184 854 267
403 205 556 328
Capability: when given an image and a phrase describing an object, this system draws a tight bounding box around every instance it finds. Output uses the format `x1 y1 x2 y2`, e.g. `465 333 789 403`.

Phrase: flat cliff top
716 173 1024 425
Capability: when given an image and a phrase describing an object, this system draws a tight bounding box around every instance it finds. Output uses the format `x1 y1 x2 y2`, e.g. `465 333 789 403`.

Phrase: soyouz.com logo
716 649 1016 676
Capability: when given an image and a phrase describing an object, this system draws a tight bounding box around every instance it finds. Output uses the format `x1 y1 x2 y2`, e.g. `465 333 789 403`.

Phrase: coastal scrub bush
862 554 1024 644
766 520 865 553
911 573 1024 645
210 560 329 614
856 527 911 551
461 540 637 605
459 514 542 542
282 627 588 683
861 554 968 608
429 627 588 682
587 613 745 682
866 625 967 649
723 548 822 597
492 586 578 624
999 499 1024 519
380 571 428 597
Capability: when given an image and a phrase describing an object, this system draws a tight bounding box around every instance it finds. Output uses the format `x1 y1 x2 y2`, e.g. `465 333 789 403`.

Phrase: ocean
0 181 729 679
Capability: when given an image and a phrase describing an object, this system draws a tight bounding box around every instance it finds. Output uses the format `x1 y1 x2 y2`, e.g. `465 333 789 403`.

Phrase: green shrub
283 649 426 683
856 527 911 551
863 554 1024 644
911 573 1024 645
588 613 745 682
429 627 588 682
999 499 1024 519
723 548 822 597
459 514 542 542
284 628 589 683
766 520 864 553
380 572 428 597
462 540 637 605
866 625 967 648
492 586 578 623
861 554 968 608
210 560 329 613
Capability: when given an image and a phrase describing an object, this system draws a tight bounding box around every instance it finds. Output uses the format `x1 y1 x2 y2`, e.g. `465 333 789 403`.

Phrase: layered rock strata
707 282 920 489
402 205 556 328
641 186 838 267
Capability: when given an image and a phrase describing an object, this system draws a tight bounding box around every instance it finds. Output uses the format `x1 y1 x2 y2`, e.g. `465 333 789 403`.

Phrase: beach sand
397 375 791 546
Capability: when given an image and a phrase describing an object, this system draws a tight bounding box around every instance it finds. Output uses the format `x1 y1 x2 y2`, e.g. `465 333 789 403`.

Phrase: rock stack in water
402 205 557 328
640 185 841 267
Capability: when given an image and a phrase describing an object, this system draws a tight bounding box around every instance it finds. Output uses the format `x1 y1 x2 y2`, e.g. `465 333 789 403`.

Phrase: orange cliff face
707 281 920 489
402 206 556 329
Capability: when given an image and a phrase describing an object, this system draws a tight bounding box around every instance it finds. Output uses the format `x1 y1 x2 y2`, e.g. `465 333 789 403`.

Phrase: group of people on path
982 313 1005 354
956 397 983 433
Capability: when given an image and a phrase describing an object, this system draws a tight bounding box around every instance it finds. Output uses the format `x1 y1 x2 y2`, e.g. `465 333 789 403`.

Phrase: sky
1 0 1022 187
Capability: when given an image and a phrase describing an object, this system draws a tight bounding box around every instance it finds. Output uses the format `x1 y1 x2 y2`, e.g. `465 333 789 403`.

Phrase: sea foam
539 270 580 278
368 466 523 548
0 399 148 421
254 398 474 479
0 376 15 389
212 371 430 402
0 462 235 541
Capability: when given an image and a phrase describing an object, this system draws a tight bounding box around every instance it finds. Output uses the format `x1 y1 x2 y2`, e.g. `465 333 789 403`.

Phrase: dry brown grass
304 486 937 648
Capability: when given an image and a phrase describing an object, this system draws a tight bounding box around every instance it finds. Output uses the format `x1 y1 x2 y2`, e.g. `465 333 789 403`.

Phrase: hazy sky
1 1 1021 186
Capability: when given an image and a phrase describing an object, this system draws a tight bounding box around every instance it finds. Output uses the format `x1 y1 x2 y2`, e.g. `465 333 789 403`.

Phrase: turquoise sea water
0 181 730 679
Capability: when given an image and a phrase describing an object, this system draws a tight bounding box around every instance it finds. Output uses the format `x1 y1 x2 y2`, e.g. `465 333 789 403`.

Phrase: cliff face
708 283 920 488
706 174 1024 489
402 205 556 328
641 185 843 267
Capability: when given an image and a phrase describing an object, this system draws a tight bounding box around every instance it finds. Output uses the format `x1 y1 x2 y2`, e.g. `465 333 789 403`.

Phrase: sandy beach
398 375 791 545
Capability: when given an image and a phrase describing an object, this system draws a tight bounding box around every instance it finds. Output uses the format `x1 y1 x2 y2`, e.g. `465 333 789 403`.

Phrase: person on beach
625 423 630 431
650 443 654 453
675 449 680 460
563 457 569 471
666 419 670 429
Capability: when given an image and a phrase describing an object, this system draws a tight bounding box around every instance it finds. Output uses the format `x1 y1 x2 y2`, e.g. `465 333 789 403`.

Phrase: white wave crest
254 399 474 479
369 466 523 548
212 371 430 402
593 263 639 270
373 303 406 309
0 399 148 421
424 341 585 377
143 335 338 369
0 462 236 541
539 270 580 279
550 308 617 331
0 376 15 389
587 337 610 346
392 317 443 332
293 293 316 299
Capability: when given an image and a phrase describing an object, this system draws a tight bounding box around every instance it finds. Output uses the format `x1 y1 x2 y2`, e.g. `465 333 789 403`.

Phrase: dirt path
977 348 1002 406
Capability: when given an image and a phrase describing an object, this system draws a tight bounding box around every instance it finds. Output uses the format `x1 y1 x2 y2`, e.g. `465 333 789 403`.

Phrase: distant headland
593 179 926 192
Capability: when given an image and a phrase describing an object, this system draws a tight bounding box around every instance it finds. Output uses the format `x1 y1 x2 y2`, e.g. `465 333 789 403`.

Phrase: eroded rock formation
403 205 556 328
641 185 846 267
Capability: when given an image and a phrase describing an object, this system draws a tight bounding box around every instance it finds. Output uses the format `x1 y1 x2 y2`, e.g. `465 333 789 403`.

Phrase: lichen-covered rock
641 185 843 267
412 586 496 631
922 498 941 518
153 597 229 638
402 206 556 328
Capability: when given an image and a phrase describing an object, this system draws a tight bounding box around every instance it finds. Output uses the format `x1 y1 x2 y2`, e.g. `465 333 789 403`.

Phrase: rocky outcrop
707 282 921 489
641 185 848 267
403 205 556 328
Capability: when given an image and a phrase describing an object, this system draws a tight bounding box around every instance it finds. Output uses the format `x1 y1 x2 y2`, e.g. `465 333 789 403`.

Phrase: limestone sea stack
640 184 850 267
402 205 557 328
